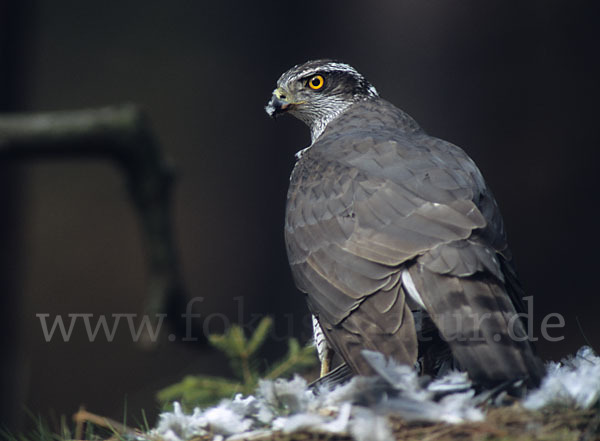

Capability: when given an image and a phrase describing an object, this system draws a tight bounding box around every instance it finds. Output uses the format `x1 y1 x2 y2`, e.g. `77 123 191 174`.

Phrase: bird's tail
407 265 545 388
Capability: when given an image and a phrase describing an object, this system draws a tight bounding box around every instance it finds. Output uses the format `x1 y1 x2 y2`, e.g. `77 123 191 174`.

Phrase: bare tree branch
0 104 192 347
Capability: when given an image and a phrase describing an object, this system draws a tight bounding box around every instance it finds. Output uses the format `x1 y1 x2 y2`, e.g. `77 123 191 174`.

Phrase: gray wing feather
285 99 541 383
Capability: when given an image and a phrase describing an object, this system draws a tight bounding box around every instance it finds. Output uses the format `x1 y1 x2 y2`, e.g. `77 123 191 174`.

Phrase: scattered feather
151 402 208 440
524 346 600 410
150 401 252 440
427 370 472 394
273 402 352 434
150 347 600 441
257 375 313 414
348 407 394 441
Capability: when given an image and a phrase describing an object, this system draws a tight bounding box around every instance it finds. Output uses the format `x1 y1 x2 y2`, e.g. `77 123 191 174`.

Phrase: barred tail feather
407 264 545 387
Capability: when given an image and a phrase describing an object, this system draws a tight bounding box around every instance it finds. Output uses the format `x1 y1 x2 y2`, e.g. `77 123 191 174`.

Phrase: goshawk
265 59 544 387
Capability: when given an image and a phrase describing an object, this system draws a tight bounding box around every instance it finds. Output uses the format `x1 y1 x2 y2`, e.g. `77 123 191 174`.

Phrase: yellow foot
320 349 333 377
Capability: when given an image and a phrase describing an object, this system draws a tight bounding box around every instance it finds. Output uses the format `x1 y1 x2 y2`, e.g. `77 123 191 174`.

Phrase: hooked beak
265 87 293 119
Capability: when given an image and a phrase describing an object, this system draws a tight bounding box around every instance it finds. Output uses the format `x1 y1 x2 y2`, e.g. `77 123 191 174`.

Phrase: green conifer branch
247 316 273 355
156 316 318 408
265 338 317 380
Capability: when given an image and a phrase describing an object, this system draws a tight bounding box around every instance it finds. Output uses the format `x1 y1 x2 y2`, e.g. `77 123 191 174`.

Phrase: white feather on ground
149 346 600 441
523 346 600 410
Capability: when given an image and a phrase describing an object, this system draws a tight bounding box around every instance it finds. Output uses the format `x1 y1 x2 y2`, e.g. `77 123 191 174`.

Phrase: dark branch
0 104 195 347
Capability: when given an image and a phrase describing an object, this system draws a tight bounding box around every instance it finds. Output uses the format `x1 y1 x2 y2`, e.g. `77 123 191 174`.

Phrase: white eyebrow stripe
309 62 357 74
279 62 362 85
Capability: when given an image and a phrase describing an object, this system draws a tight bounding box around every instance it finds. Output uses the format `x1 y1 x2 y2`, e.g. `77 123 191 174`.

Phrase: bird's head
265 59 378 141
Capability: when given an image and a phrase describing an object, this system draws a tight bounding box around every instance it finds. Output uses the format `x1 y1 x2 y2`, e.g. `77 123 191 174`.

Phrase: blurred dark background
1 0 599 432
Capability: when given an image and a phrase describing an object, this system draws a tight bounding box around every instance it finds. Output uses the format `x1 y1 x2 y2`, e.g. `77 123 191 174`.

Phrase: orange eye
308 75 324 90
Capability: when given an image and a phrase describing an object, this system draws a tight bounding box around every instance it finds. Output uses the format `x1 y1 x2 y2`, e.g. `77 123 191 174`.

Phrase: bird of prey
265 59 544 388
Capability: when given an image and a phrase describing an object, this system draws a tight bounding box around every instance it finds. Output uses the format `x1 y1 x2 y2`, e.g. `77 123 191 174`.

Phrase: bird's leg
320 348 334 377
312 314 334 377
